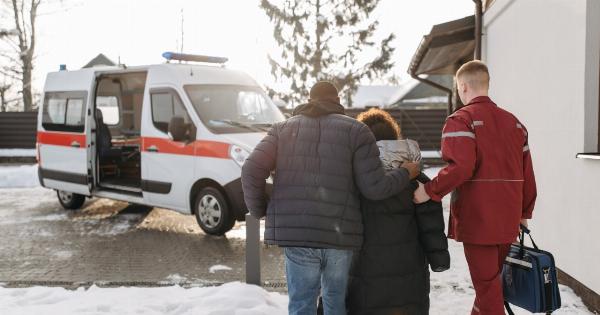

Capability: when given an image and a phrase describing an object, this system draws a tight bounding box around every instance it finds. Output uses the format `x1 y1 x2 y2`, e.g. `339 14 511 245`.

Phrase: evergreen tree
260 0 395 107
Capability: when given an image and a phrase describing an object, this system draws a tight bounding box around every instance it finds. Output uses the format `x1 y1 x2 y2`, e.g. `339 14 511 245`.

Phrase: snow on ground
0 164 141 235
421 150 442 159
0 165 593 314
0 164 39 188
0 186 56 220
0 282 288 315
226 220 266 240
162 274 187 285
209 265 233 274
0 149 36 157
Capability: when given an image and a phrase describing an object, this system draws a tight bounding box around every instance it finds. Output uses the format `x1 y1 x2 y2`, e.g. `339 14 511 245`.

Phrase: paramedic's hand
400 161 420 180
413 181 431 204
520 219 529 229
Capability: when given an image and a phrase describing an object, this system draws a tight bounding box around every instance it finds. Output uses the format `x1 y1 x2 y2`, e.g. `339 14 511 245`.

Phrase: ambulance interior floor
0 186 287 291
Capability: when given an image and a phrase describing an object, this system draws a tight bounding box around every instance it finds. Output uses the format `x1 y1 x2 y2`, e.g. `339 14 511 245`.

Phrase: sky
4 0 473 95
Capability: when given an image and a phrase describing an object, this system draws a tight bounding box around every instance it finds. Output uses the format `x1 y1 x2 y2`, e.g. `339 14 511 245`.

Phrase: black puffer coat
241 100 410 250
347 174 449 315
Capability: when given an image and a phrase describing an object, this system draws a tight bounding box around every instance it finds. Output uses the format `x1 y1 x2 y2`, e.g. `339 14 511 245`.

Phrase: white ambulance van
37 52 284 235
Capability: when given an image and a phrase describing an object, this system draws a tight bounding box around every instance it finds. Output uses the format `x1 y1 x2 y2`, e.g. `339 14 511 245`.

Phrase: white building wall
483 0 600 292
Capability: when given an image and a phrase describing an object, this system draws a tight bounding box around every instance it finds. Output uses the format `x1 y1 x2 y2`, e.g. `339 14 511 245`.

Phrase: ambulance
36 52 284 235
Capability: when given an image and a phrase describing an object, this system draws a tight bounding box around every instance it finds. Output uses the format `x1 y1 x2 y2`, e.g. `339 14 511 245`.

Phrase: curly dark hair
356 108 402 141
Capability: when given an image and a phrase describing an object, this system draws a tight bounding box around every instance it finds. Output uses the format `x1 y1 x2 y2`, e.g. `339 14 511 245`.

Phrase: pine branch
261 0 395 106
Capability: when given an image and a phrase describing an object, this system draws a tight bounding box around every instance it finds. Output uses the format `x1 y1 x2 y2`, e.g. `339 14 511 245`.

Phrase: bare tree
1 0 41 112
0 82 12 112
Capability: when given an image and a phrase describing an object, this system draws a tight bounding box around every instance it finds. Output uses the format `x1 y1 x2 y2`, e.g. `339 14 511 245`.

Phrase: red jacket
425 96 537 245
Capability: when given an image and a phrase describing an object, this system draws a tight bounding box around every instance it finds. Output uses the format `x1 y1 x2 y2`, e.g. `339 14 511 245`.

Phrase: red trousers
463 243 511 315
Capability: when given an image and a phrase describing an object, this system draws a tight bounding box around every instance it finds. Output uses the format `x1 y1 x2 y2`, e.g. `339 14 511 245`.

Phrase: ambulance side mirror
168 116 187 142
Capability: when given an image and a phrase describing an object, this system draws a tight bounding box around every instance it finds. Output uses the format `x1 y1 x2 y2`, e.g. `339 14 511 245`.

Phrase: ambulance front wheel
57 190 86 210
194 187 235 235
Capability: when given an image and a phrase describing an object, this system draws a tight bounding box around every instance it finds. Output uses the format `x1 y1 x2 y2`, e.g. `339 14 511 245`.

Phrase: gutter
473 0 483 59
408 37 454 115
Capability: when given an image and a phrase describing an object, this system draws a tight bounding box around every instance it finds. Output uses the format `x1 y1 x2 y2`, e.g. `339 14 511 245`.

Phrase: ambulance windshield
185 85 286 134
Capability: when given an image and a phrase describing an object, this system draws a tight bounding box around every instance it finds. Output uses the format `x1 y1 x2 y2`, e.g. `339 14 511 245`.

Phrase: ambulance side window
42 91 87 133
96 96 120 125
150 90 190 134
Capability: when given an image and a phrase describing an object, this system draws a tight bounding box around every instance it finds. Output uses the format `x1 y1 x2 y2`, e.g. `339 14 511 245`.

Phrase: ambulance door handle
147 145 159 152
70 141 81 148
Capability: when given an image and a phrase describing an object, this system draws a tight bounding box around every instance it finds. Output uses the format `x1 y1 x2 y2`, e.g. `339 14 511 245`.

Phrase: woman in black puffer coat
347 108 450 315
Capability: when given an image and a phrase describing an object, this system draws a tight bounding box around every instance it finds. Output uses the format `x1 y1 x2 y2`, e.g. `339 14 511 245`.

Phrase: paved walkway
0 186 286 290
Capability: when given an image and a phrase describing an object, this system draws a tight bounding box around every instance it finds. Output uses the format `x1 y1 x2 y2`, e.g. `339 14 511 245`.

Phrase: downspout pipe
473 0 483 60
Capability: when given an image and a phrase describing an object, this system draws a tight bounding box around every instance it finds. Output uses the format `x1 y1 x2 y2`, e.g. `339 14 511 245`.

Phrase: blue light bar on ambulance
162 52 228 64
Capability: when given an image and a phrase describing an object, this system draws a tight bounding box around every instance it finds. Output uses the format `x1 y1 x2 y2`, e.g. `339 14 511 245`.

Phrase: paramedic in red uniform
413 60 537 315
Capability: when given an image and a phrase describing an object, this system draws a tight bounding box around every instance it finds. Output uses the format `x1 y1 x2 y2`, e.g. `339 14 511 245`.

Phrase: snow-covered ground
0 164 39 188
0 149 36 157
225 220 266 240
0 165 594 314
0 282 288 315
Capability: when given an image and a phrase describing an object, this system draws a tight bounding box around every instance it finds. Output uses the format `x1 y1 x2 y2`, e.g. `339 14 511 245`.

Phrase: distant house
82 54 116 69
350 77 452 109
387 75 452 108
349 85 401 108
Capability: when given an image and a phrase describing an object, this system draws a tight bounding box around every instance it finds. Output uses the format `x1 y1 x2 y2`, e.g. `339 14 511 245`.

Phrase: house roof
387 80 420 105
82 53 116 68
350 85 402 108
408 15 475 76
388 75 453 106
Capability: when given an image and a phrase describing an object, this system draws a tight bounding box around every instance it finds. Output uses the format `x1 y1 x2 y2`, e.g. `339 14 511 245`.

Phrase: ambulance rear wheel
57 190 85 210
194 187 235 235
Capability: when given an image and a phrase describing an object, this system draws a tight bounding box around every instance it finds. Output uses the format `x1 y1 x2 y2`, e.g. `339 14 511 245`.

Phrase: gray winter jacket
241 100 410 249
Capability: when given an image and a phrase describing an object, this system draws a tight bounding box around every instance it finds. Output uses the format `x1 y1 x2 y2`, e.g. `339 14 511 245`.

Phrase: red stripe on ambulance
37 131 86 147
142 137 230 159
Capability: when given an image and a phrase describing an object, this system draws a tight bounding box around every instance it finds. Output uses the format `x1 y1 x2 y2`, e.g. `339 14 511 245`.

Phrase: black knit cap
309 81 339 101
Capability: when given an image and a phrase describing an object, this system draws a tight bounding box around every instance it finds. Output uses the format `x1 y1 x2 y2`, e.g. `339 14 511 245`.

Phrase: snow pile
0 282 288 315
226 220 266 240
0 164 39 188
209 265 232 273
161 274 187 285
0 149 36 157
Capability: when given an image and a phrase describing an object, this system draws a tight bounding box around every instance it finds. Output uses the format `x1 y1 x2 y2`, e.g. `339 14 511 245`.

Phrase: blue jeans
284 247 354 315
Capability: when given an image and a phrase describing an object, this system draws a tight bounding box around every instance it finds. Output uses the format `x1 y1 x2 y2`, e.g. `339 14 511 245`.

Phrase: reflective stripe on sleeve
517 123 528 136
442 131 476 139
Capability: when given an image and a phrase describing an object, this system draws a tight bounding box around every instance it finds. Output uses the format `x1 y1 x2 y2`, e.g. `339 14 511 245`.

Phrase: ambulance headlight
230 145 250 167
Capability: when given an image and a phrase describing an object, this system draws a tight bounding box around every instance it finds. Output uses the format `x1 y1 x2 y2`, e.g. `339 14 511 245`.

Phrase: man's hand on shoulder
413 181 431 204
400 161 421 180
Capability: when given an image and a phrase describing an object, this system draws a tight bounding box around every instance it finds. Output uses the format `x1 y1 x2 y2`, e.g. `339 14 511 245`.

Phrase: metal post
245 213 261 286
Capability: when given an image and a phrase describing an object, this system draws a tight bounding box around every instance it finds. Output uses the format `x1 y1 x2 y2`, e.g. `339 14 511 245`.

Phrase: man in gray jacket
241 81 420 315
